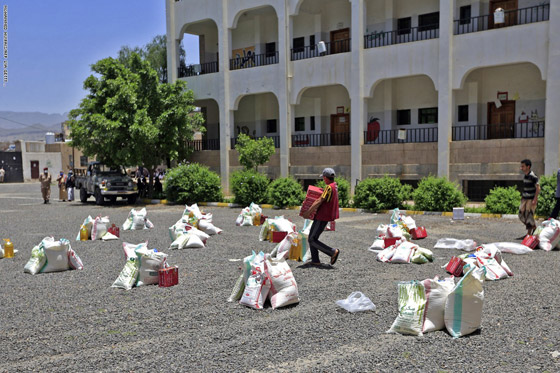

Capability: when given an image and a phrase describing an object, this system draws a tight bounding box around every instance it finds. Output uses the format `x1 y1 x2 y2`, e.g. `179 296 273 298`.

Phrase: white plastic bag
434 238 477 251
336 291 376 313
490 242 533 255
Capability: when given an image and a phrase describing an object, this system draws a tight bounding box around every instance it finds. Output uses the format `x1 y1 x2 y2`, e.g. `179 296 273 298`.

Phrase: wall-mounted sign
497 91 508 101
336 106 344 114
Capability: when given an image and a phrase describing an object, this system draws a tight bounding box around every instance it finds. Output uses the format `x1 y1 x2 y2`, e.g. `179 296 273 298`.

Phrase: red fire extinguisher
367 117 380 142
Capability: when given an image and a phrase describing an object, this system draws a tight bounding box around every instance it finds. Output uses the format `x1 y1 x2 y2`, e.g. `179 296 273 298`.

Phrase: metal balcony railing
231 135 280 149
363 127 438 144
178 61 219 78
291 133 350 147
187 139 220 151
452 122 545 141
364 25 439 49
229 52 279 70
454 4 549 35
291 38 351 61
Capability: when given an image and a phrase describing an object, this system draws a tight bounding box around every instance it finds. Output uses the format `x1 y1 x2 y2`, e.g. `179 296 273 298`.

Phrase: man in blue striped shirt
519 159 540 237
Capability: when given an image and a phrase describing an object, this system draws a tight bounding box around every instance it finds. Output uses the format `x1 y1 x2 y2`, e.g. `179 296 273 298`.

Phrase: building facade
166 0 558 198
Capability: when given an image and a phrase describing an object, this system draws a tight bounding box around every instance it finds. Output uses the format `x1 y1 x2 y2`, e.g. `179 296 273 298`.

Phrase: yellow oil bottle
80 225 89 241
3 239 14 258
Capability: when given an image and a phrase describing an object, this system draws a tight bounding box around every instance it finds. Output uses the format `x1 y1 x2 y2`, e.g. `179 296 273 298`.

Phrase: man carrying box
301 168 340 266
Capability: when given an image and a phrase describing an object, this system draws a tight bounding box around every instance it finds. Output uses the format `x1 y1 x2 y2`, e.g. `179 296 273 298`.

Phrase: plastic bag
336 291 376 313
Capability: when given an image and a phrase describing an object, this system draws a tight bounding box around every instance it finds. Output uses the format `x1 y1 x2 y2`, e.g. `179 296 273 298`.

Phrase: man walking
38 167 52 204
519 159 540 238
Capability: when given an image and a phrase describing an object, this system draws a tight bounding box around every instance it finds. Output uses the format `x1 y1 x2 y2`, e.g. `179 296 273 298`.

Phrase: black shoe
330 249 340 265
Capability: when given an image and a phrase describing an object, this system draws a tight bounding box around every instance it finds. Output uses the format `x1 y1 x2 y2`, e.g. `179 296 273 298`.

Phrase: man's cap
43 167 48 171
321 168 336 178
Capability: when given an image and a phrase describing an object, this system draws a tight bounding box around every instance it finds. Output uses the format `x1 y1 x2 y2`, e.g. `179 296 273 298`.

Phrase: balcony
454 4 549 35
291 39 351 61
291 133 350 147
452 122 545 141
363 127 438 144
187 139 220 151
229 52 279 70
364 25 439 49
231 135 280 149
178 61 219 78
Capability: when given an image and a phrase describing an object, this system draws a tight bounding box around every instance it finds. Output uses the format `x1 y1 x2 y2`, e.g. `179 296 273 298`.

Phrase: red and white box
445 256 465 277
325 221 336 231
271 231 288 243
158 266 179 287
383 237 399 248
521 235 539 249
299 185 323 220
410 227 427 239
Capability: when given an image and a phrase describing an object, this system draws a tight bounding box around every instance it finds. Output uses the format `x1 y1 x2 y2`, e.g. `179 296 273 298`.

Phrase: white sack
197 219 222 235
376 246 396 262
135 247 167 286
68 248 84 270
390 242 418 263
421 277 454 333
265 255 299 309
538 219 560 251
239 258 270 310
101 232 119 241
122 241 148 260
41 238 70 273
369 238 385 252
434 238 477 251
112 258 139 290
387 281 427 336
23 238 50 275
91 216 110 240
490 242 533 255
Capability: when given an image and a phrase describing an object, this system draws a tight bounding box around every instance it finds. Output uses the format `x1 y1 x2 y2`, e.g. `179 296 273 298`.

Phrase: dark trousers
550 198 560 220
308 220 336 263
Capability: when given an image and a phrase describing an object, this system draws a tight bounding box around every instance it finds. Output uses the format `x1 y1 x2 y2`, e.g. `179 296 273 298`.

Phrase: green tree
234 134 275 171
67 53 204 196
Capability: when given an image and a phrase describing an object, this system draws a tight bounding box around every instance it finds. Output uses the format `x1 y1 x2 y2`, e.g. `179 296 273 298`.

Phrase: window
266 119 277 133
80 156 88 167
418 12 439 31
265 42 276 58
397 109 411 125
397 17 411 35
309 35 315 50
458 105 469 122
295 117 305 132
419 107 438 124
310 116 315 131
293 37 304 53
459 5 471 25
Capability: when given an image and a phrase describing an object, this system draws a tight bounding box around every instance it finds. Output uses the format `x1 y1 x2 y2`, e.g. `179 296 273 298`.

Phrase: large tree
67 52 204 195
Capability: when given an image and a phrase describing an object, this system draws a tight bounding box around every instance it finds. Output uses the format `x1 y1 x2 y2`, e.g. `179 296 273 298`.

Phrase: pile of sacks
228 250 300 309
182 204 222 235
259 216 296 242
387 267 486 338
235 202 263 226
167 204 222 250
76 215 119 241
122 208 154 231
375 241 434 264
444 244 514 281
24 237 83 275
435 238 532 255
534 218 560 251
112 241 170 290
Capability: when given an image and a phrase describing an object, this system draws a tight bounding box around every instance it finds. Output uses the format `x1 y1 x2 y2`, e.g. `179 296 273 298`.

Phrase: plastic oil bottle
3 239 14 258
80 225 89 241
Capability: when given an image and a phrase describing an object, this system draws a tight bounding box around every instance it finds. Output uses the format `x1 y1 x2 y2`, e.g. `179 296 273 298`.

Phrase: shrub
353 176 410 212
412 176 466 212
267 177 305 208
163 163 223 204
316 177 351 207
536 174 557 217
235 134 275 171
484 186 521 214
231 169 270 206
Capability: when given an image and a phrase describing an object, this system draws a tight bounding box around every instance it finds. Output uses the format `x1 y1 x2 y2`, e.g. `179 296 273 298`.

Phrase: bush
316 177 351 207
231 169 270 206
267 177 305 208
163 163 223 204
536 174 557 217
353 176 410 212
412 176 466 212
235 134 275 171
484 186 521 214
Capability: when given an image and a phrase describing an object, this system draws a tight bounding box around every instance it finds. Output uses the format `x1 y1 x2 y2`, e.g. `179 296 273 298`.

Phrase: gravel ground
0 182 559 373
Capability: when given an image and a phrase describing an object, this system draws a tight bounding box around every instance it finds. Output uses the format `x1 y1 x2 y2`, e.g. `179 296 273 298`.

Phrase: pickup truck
75 162 138 205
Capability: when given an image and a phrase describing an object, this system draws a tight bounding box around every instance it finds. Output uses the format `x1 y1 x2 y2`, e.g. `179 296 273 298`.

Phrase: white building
166 0 557 199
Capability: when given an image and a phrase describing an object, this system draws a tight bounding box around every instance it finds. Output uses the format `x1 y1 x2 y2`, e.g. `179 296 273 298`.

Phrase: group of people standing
38 168 75 204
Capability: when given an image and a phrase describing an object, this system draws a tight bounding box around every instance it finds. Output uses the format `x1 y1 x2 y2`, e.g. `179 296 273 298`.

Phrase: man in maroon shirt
302 168 340 266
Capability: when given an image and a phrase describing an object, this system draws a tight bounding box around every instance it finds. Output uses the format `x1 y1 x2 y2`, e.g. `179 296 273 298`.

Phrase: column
545 1 560 175
219 0 231 193
278 2 290 177
437 1 454 178
166 0 178 83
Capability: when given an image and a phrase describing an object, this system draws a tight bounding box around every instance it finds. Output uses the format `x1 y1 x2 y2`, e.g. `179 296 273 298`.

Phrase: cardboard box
410 227 427 239
521 235 539 249
445 257 464 277
159 266 179 287
299 185 323 220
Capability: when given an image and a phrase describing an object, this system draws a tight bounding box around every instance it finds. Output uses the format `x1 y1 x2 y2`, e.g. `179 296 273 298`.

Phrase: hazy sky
0 0 197 115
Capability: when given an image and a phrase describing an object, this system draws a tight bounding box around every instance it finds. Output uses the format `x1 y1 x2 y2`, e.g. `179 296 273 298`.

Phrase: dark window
458 105 469 122
80 156 88 167
293 37 304 53
310 116 315 131
397 109 411 125
265 42 276 57
418 12 439 31
266 119 277 133
459 5 471 25
419 107 438 124
309 35 316 50
397 17 411 35
295 117 305 132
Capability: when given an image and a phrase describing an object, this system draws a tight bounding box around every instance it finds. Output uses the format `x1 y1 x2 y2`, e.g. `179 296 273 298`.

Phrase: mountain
0 111 69 141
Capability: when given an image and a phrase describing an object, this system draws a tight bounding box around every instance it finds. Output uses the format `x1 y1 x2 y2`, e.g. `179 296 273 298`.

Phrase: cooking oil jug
3 239 14 258
80 225 89 241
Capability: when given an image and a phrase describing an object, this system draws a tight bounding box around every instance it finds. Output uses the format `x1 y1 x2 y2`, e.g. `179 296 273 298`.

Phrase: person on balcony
301 168 340 267
548 168 560 220
518 159 540 238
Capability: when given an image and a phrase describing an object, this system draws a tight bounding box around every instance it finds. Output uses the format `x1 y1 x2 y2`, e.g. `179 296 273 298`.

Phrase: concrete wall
290 145 351 180
362 142 438 179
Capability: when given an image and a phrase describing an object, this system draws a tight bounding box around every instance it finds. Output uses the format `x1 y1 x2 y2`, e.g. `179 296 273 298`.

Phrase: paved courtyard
0 182 559 372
